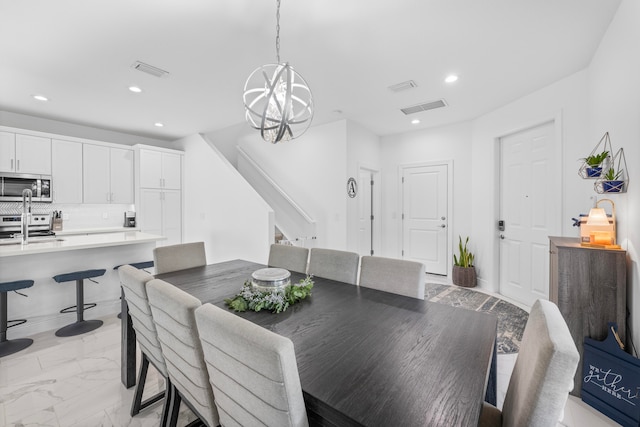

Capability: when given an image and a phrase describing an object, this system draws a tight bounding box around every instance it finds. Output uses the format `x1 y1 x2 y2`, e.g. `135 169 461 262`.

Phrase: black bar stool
0 279 34 358
113 261 154 319
113 261 154 272
52 269 106 337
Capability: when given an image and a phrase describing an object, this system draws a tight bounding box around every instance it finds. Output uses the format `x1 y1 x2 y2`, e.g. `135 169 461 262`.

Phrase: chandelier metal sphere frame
242 0 314 144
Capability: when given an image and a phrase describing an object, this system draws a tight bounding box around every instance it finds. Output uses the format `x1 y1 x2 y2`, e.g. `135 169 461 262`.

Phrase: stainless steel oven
0 173 52 202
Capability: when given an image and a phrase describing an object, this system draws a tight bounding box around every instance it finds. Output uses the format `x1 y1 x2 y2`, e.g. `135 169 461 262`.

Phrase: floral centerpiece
225 276 314 313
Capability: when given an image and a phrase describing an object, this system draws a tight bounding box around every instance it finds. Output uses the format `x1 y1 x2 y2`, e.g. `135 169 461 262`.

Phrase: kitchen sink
0 236 65 246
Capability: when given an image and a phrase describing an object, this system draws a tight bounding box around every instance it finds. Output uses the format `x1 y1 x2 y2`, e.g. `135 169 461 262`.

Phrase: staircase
236 147 317 248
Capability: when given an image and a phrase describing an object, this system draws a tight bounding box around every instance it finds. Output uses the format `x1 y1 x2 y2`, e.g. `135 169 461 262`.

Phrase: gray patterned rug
426 283 529 354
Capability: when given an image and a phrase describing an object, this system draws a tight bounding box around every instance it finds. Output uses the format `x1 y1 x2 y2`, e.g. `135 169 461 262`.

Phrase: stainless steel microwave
0 173 52 202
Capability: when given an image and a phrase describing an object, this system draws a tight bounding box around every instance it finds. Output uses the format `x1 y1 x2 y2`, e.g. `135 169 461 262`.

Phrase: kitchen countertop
55 227 140 236
0 231 165 258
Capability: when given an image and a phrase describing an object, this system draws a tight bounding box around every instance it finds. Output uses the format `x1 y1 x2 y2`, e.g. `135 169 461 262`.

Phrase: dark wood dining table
121 259 497 426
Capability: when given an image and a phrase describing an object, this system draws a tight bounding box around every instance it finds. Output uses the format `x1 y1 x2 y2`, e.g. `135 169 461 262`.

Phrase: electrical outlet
63 213 69 220
102 212 108 219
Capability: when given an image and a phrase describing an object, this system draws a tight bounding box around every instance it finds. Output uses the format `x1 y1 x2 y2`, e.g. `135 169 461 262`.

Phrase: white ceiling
0 0 621 141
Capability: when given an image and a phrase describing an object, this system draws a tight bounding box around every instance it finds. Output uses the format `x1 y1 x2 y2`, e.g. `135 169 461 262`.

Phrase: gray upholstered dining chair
153 241 206 274
118 265 170 423
308 248 360 285
195 303 309 427
359 256 425 299
268 243 309 273
478 299 579 427
146 279 219 427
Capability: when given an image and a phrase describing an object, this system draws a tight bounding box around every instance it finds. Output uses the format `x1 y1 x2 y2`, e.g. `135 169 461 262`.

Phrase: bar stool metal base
52 269 106 338
55 319 103 337
0 337 33 358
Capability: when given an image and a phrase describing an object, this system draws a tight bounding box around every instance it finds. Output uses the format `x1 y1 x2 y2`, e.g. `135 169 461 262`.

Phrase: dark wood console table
549 236 627 397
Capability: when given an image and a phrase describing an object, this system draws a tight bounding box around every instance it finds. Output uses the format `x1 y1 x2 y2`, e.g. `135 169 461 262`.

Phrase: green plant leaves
583 151 609 166
453 235 474 267
225 276 314 313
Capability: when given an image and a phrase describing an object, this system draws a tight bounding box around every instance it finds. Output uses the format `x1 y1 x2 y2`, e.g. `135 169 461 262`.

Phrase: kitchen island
0 231 164 337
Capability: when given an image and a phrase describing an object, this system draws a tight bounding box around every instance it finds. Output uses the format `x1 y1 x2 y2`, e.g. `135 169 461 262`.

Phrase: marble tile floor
0 314 622 426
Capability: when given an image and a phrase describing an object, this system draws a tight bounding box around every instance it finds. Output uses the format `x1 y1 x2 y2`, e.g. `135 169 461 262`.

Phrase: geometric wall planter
579 132 613 179
595 147 629 194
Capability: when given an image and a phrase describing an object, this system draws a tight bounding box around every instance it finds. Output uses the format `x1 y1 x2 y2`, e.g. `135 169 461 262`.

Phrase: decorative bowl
251 268 291 292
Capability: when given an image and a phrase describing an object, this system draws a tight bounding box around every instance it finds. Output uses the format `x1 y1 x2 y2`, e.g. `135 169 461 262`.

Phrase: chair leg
131 352 150 416
131 352 166 416
160 378 172 427
167 383 182 427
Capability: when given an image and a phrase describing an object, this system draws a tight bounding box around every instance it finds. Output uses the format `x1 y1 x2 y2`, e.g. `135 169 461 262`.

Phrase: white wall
346 121 381 254
237 120 349 249
379 121 473 265
203 122 253 169
587 0 640 352
174 133 273 264
470 70 590 290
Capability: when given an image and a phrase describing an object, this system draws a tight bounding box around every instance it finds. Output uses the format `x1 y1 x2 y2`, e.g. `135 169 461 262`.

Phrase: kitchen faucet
21 188 32 245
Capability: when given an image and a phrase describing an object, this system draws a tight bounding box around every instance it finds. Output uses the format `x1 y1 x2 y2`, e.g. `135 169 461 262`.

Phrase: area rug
426 283 528 354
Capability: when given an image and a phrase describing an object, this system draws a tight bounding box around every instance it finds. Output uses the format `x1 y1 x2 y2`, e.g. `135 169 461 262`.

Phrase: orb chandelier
243 0 313 144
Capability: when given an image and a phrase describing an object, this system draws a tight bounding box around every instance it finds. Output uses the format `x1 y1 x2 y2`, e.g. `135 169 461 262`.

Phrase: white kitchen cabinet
110 148 134 203
52 139 83 203
139 188 182 246
0 132 52 174
83 144 134 204
139 149 181 189
135 145 183 245
0 132 15 172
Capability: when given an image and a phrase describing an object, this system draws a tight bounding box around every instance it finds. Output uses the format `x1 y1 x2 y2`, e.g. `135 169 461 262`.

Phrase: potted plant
582 151 609 177
453 236 476 288
602 167 624 193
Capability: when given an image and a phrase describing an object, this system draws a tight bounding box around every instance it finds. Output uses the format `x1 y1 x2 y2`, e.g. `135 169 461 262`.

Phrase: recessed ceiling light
154 122 164 127
32 94 48 101
445 75 459 83
128 86 143 93
411 119 420 125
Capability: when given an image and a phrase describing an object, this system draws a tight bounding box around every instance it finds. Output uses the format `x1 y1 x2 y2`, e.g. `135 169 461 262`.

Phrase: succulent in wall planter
582 151 609 178
452 236 476 288
602 168 624 193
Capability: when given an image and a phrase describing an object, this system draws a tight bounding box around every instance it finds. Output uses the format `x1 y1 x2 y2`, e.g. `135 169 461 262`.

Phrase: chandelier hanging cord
275 0 281 63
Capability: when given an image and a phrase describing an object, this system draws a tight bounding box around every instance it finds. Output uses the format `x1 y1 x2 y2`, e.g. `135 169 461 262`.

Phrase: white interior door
402 164 448 275
499 121 560 306
358 170 373 256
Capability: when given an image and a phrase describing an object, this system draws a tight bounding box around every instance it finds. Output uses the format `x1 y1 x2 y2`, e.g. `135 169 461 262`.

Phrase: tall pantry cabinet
135 145 183 247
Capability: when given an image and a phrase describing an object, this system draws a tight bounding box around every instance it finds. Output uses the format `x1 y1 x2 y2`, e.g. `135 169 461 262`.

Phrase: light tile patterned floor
0 314 622 426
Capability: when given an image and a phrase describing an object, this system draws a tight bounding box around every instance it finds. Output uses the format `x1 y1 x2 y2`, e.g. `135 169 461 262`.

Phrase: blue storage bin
582 322 640 427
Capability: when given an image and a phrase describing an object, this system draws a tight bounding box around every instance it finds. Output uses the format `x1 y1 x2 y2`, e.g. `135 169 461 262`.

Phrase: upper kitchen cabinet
138 147 181 189
83 144 134 204
0 131 52 174
52 139 83 203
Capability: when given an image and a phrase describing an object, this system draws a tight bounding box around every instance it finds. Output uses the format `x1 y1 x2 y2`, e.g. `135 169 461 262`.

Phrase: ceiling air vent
400 99 447 115
131 61 170 78
388 80 418 92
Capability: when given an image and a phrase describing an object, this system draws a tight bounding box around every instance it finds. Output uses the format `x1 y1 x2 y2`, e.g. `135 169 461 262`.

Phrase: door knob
441 216 446 220
500 234 505 240
440 224 446 228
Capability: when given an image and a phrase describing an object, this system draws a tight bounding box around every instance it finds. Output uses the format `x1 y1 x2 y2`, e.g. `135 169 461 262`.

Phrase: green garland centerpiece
225 275 314 313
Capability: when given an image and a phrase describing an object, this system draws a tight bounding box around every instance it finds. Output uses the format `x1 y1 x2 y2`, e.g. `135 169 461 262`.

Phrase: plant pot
603 180 624 193
452 265 477 288
586 167 602 178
